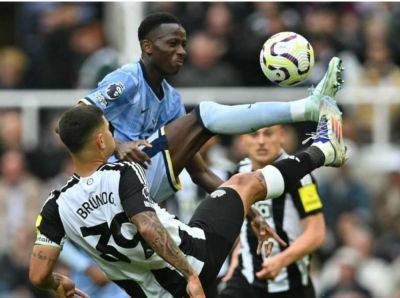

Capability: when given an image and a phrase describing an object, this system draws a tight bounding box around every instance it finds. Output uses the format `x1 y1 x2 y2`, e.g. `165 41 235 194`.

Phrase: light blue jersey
80 61 186 202
81 60 186 141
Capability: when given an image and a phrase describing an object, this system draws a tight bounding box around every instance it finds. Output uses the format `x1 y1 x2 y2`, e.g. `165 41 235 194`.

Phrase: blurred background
0 2 400 298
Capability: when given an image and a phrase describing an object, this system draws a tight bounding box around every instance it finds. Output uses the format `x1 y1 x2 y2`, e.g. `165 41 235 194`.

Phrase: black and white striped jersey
237 152 323 293
35 161 206 297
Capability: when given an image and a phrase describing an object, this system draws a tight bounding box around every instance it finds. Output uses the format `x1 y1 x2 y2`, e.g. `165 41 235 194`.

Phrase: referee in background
219 125 325 298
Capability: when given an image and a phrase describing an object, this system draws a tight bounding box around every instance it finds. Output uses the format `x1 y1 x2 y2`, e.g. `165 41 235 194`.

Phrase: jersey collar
139 60 165 101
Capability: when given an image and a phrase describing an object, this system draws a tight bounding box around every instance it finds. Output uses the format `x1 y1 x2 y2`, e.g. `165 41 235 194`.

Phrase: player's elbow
315 229 326 248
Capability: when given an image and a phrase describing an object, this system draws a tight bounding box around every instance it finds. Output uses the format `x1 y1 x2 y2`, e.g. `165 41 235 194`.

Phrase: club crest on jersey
210 189 226 199
106 83 124 100
142 186 152 204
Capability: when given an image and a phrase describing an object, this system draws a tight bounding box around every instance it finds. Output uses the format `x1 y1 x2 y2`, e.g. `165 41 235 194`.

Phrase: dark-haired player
79 12 344 203
30 100 346 297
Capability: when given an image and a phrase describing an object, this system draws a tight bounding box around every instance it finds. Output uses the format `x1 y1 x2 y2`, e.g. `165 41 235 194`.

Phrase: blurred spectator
204 3 235 63
172 32 241 86
15 3 100 88
0 150 43 251
0 111 22 153
319 165 373 229
26 114 68 180
0 47 29 89
320 247 372 298
75 21 119 88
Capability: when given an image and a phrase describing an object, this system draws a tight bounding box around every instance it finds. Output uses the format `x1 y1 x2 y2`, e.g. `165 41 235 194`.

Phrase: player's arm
256 178 325 280
119 163 205 297
30 196 88 297
131 211 200 281
186 153 224 193
29 244 61 290
30 247 88 298
256 213 325 279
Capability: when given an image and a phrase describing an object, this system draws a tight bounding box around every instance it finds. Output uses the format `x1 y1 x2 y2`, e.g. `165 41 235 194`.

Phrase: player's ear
141 39 153 55
96 133 106 151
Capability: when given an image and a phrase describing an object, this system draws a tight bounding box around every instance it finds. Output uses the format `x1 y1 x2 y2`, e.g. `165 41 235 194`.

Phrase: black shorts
189 187 244 288
219 267 316 298
114 187 245 298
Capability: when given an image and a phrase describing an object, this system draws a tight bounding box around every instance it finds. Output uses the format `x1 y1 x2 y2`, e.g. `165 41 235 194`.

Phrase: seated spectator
0 150 43 251
0 47 29 89
0 111 22 153
320 247 372 298
171 32 242 86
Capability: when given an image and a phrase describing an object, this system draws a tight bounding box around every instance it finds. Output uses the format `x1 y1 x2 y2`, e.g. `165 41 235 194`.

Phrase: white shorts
141 127 182 203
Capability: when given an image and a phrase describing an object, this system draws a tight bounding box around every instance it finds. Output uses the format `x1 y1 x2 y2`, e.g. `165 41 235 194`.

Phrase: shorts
141 127 182 203
189 187 244 288
112 188 245 298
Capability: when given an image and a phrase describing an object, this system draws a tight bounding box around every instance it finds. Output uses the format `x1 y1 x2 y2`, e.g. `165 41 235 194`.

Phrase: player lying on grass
29 100 346 297
79 12 344 204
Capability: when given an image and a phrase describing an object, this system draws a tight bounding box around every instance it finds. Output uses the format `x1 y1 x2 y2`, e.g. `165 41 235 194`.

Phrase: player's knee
228 172 254 187
227 172 265 194
198 101 220 128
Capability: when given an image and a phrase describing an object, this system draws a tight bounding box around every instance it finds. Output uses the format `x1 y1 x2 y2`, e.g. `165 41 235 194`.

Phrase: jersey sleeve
119 162 155 219
289 174 323 219
79 70 139 121
35 192 66 248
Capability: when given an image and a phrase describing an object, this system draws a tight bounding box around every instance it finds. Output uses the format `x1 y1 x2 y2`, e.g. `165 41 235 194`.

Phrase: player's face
149 24 187 75
245 126 285 168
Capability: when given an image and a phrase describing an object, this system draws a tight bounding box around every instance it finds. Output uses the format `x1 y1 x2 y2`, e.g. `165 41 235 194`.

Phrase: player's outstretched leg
197 57 344 135
221 96 347 213
164 58 343 175
187 102 346 289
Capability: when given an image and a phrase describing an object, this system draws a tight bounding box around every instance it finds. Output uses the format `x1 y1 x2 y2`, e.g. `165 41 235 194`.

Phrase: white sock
257 165 285 199
289 97 308 122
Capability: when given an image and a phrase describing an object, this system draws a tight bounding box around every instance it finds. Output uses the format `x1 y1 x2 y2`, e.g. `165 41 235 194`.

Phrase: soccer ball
260 32 314 87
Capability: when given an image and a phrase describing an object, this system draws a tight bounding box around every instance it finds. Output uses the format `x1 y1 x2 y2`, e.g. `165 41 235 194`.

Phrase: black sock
272 146 325 190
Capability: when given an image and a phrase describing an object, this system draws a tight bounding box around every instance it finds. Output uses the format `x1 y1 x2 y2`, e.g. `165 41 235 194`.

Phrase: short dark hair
138 12 181 41
57 105 104 153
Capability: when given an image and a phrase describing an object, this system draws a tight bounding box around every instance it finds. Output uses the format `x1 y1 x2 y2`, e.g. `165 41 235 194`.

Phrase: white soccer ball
260 32 315 87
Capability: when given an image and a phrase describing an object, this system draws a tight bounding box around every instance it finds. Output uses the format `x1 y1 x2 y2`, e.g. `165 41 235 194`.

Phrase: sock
197 99 309 135
258 146 325 199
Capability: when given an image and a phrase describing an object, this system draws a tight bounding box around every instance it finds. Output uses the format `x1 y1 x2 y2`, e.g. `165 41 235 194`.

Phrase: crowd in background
0 2 400 298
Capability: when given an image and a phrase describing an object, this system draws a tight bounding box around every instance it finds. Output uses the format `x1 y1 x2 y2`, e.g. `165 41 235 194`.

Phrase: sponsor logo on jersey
106 83 124 100
35 233 62 248
210 189 226 198
96 92 108 107
142 185 150 200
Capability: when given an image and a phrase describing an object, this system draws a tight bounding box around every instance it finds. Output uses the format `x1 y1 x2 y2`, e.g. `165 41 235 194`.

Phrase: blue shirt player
79 12 344 203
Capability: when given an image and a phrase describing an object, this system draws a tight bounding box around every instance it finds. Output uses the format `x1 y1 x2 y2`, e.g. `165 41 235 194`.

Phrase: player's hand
54 273 90 298
256 254 284 280
222 261 237 282
250 207 287 256
186 275 205 298
115 140 152 168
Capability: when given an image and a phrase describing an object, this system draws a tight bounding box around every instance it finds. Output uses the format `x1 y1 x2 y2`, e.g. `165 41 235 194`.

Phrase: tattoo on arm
31 249 60 291
31 250 58 266
132 211 195 280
